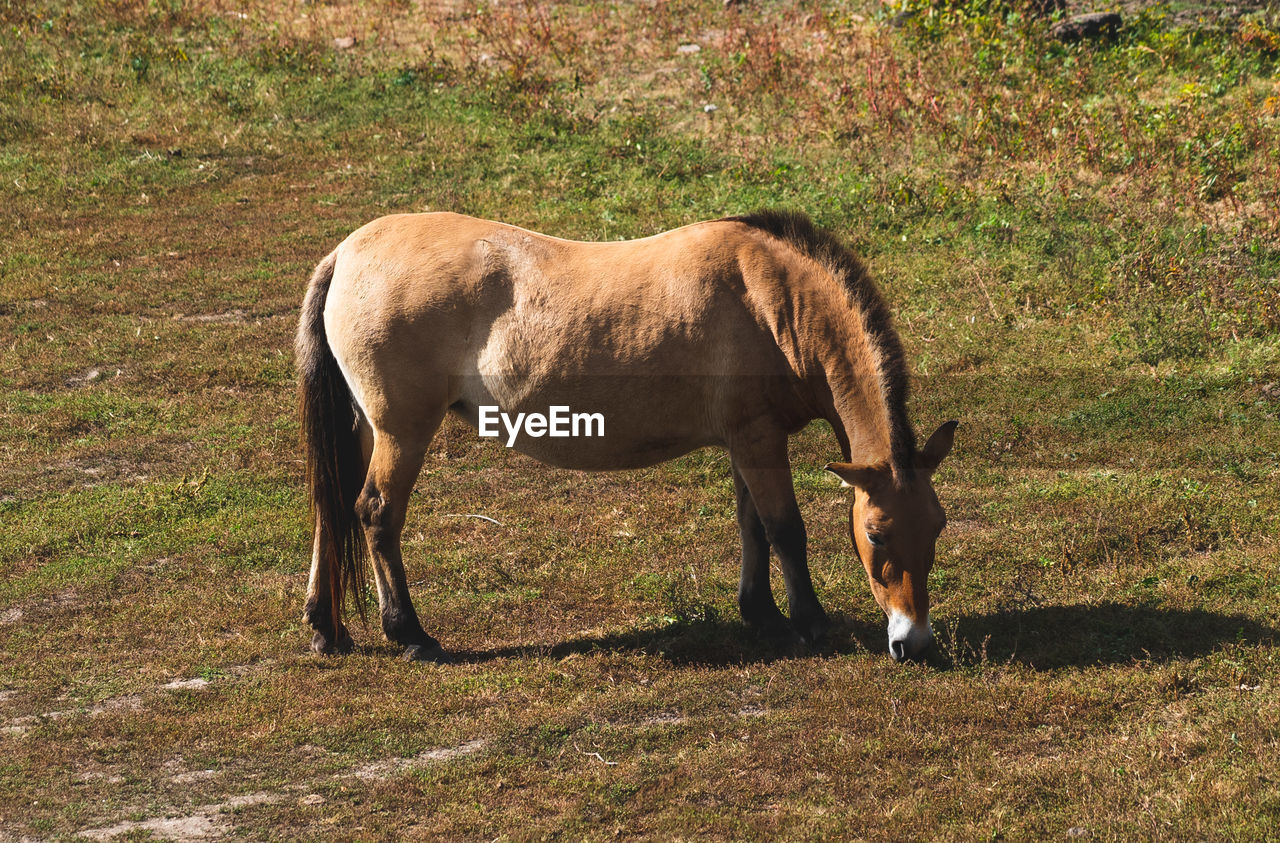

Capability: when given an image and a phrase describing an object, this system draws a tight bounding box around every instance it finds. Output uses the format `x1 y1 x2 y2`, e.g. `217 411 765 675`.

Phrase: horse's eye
866 531 886 548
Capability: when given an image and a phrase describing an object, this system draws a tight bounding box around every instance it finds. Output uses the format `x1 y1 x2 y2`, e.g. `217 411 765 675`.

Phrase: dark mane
724 209 916 473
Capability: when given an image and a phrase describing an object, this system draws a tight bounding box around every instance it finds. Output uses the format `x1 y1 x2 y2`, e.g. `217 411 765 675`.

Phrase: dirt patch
64 368 124 391
4 591 81 628
4 693 144 737
79 813 226 840
74 738 486 838
172 310 249 324
163 756 223 786
3 665 259 737
946 519 986 536
75 769 126 785
169 309 292 325
162 678 211 691
347 739 486 781
77 695 146 717
77 793 279 841
418 739 487 762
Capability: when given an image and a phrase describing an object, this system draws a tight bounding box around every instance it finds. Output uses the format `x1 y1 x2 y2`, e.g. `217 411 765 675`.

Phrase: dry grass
2 0 1279 838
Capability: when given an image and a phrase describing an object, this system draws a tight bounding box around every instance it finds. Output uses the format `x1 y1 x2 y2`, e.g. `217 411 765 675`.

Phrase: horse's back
328 211 771 368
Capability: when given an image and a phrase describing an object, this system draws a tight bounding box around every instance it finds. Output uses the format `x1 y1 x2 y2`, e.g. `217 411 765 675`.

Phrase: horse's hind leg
731 461 788 632
356 423 446 660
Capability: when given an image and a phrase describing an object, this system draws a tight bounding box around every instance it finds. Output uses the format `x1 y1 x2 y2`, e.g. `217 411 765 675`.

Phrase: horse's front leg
356 429 447 661
731 461 788 632
729 436 831 645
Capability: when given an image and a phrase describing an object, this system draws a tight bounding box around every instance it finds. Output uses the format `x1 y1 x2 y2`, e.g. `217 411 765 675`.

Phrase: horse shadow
930 602 1277 670
446 614 847 667
444 602 1276 670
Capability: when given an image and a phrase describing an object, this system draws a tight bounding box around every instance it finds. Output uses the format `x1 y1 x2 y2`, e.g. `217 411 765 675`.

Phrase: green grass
2 0 1279 837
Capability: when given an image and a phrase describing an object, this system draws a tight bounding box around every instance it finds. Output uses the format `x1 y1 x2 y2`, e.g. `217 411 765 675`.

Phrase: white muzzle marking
887 610 932 662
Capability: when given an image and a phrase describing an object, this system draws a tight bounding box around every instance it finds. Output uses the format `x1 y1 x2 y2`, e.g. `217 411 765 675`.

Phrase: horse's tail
296 250 368 626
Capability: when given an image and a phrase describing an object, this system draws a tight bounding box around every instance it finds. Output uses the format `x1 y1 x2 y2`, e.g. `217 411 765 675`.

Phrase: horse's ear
917 420 959 476
825 461 891 491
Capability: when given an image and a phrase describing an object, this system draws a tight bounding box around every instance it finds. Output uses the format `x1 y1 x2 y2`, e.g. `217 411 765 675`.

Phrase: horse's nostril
889 639 906 661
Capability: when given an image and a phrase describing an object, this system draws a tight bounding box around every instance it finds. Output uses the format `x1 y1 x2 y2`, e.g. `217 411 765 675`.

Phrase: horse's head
826 421 957 662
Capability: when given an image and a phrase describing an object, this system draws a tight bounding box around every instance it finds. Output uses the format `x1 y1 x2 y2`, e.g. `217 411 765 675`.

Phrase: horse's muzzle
887 611 932 662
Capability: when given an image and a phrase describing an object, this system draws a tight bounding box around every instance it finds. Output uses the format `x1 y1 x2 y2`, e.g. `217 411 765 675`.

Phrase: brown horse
296 210 956 662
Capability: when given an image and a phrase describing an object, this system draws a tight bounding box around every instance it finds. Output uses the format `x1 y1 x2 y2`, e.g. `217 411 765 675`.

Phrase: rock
1051 12 1122 42
333 36 356 50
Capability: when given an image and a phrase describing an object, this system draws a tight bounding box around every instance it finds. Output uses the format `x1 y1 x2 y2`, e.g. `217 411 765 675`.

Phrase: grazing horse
296 210 956 662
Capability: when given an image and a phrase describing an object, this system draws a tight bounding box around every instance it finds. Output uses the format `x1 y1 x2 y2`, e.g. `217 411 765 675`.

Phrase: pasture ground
2 0 1279 837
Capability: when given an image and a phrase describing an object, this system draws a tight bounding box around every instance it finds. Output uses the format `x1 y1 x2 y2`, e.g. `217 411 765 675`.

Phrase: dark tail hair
296 251 368 626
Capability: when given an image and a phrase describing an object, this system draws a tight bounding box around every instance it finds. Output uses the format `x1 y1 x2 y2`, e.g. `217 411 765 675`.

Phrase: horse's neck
749 240 897 465
807 306 895 466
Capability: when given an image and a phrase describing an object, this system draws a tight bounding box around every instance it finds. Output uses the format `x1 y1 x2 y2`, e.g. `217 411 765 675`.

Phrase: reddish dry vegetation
1 0 1278 838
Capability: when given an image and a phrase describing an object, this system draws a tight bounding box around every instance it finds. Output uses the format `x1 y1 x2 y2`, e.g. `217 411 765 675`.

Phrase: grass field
2 0 1279 837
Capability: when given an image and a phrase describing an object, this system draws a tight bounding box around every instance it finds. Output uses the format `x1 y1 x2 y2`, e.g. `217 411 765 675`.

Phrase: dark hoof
742 608 790 637
311 626 354 656
792 609 831 646
385 626 441 651
740 593 789 633
402 644 453 664
382 612 440 649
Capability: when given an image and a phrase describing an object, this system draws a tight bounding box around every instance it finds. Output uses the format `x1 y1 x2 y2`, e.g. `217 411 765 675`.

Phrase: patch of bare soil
171 310 250 323
64 367 123 389
640 712 688 726
70 736 489 839
346 739 487 781
77 793 279 841
2 662 269 737
3 692 144 737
